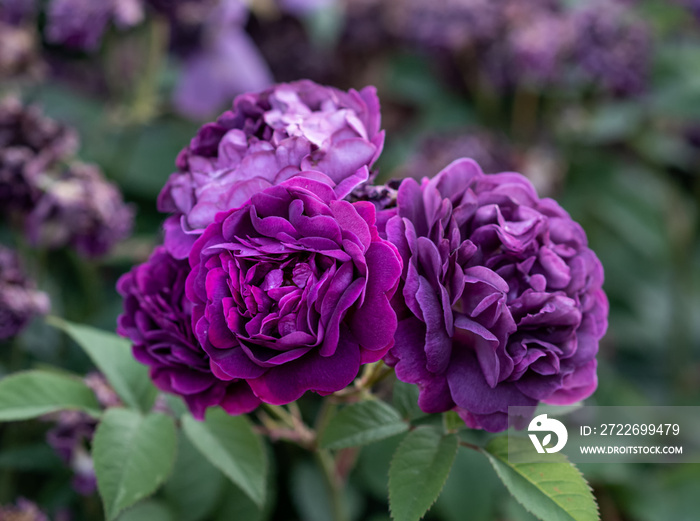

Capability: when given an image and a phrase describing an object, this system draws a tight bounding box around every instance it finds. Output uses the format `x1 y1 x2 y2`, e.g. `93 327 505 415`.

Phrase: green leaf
442 411 464 434
215 482 266 521
48 317 157 412
163 432 225 521
0 370 101 421
0 444 63 471
116 500 174 521
320 400 409 450
434 447 500 521
182 408 267 508
290 461 364 521
356 435 404 501
93 409 177 520
483 436 599 521
392 380 427 422
389 427 458 521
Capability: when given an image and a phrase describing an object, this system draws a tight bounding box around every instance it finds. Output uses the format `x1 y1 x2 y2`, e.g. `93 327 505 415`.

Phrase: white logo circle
528 414 568 453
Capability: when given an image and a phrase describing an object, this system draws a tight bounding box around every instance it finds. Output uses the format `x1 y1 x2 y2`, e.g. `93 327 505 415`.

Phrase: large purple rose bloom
186 177 402 405
384 159 608 432
117 246 260 419
158 80 384 259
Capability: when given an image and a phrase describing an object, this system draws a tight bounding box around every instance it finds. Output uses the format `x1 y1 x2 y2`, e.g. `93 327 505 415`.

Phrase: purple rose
158 80 384 259
117 247 260 419
186 177 402 405
384 159 608 432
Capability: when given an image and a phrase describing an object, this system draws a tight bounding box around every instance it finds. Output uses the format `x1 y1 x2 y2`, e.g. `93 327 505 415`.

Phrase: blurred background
1 0 700 519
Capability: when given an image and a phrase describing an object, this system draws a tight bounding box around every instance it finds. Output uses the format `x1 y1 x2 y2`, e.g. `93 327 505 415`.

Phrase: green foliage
93 409 177 520
442 411 465 434
215 482 268 521
392 380 427 422
320 400 409 450
290 460 364 521
483 437 599 521
162 432 226 521
48 318 157 412
116 500 175 521
433 447 500 521
0 370 101 420
181 409 267 508
388 427 458 521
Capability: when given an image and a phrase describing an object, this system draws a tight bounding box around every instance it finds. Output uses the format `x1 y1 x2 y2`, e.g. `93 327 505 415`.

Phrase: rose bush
384 158 608 431
186 177 402 405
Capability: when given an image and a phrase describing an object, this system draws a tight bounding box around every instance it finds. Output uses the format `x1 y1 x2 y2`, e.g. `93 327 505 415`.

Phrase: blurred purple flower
0 22 42 79
0 245 50 340
45 0 144 51
387 0 500 49
570 2 650 94
0 498 49 521
186 177 402 405
0 0 36 25
506 11 574 86
278 0 336 15
397 130 518 180
384 159 608 432
45 0 112 50
0 97 78 214
174 33 274 119
173 0 273 119
46 410 98 495
117 247 260 419
159 80 384 259
45 373 120 496
25 162 134 257
678 0 700 18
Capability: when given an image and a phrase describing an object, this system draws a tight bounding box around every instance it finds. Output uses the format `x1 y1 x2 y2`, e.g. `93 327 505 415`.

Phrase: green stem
459 440 482 452
316 448 349 521
262 403 297 430
511 87 539 143
313 396 348 521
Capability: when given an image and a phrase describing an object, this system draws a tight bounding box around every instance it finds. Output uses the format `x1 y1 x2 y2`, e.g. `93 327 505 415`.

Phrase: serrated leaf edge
482 441 600 521
94 411 177 520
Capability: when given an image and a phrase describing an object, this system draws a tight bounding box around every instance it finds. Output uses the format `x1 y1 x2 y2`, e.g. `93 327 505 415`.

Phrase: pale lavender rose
384 159 608 432
186 177 402 405
159 80 384 259
117 247 260 419
0 245 50 340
